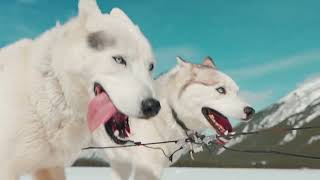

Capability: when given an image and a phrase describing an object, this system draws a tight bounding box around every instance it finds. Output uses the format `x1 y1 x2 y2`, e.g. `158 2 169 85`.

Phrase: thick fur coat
0 0 158 179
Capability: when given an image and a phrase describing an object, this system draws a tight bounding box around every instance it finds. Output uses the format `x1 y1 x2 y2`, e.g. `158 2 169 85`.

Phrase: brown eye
113 56 126 66
149 63 154 71
216 87 226 95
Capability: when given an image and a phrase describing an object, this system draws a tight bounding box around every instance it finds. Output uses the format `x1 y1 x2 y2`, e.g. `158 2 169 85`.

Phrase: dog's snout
244 106 255 120
141 98 161 118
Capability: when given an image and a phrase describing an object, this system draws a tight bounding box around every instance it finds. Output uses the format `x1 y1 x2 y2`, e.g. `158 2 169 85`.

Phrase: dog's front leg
0 166 18 180
132 164 163 180
0 171 18 180
32 167 65 180
110 162 132 180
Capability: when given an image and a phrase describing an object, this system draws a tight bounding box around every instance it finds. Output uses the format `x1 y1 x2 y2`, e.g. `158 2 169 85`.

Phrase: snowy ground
21 167 320 180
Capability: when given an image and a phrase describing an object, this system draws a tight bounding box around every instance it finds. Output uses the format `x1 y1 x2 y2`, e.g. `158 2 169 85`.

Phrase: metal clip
202 135 217 145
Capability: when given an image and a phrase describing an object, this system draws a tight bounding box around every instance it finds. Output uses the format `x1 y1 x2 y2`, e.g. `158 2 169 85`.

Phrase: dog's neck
170 107 190 133
150 99 187 142
28 21 89 135
152 68 192 141
25 21 92 152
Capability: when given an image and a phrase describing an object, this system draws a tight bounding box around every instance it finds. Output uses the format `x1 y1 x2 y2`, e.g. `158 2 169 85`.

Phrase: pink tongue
87 92 117 132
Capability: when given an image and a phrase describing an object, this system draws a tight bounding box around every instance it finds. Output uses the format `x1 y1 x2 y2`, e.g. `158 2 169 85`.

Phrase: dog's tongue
87 92 117 132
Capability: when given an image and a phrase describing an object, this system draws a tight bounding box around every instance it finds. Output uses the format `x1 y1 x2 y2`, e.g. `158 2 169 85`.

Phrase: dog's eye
216 87 226 95
149 63 154 71
113 56 126 66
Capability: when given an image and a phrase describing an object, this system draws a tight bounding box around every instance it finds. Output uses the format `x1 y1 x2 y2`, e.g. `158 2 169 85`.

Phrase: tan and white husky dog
0 0 160 179
92 56 255 180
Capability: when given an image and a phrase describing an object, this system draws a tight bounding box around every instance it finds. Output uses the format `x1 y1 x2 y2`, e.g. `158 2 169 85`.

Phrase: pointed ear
176 56 190 67
203 56 216 68
78 0 101 19
176 56 188 65
110 8 134 25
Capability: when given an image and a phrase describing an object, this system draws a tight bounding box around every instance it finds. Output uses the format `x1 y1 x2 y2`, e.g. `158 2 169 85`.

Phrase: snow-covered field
21 167 320 180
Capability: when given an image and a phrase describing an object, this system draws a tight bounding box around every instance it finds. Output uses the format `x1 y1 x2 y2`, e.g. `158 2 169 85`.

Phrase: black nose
244 106 255 120
141 98 161 118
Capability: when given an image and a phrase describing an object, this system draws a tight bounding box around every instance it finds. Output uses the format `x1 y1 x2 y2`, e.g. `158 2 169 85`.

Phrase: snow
270 77 320 128
217 124 249 154
279 130 297 145
308 135 320 145
251 161 267 166
280 110 320 145
20 168 320 180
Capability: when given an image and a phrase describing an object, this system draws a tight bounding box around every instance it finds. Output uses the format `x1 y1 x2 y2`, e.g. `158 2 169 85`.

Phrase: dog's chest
45 118 91 166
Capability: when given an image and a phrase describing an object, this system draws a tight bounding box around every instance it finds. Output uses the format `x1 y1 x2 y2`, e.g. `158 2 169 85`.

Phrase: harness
170 108 218 160
171 108 190 133
83 111 320 162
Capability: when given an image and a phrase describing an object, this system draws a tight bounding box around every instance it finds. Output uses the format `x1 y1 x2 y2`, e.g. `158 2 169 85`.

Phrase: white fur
0 0 156 179
93 58 253 180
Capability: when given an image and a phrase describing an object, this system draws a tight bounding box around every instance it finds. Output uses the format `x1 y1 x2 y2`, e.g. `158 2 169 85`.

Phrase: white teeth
208 113 228 136
114 130 119 136
113 130 130 140
209 114 216 121
118 136 128 141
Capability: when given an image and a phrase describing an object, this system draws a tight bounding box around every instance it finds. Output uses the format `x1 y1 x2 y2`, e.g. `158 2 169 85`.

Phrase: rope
82 126 320 161
83 139 181 150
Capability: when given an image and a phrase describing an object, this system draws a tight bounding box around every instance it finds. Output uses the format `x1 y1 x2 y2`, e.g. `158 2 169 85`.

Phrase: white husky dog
91 57 255 180
0 0 161 179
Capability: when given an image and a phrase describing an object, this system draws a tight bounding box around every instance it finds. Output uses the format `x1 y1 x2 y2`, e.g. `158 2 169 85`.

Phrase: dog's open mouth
104 114 131 145
201 107 233 136
93 83 131 144
87 83 131 140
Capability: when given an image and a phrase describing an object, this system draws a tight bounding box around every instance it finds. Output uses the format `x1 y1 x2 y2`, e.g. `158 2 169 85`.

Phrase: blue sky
1 0 320 111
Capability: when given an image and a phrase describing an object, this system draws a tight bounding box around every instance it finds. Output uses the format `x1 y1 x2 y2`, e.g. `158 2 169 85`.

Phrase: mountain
175 77 320 168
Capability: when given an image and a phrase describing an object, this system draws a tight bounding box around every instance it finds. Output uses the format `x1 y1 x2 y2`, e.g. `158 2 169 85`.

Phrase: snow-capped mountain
227 77 320 149
175 77 320 168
